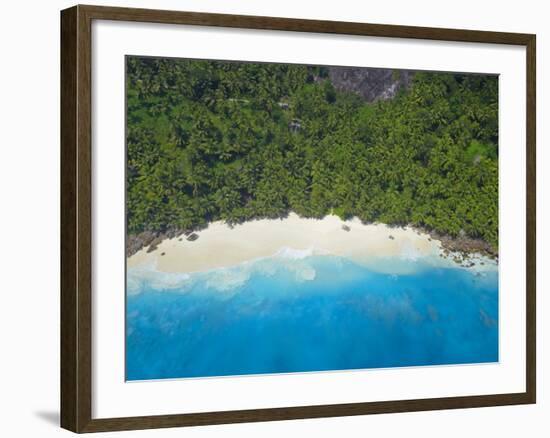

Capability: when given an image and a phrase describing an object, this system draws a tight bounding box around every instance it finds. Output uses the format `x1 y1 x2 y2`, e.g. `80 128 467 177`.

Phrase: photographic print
125 56 499 381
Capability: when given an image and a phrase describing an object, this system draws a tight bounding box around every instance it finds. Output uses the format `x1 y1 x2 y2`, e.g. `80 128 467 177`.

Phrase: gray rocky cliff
326 67 414 102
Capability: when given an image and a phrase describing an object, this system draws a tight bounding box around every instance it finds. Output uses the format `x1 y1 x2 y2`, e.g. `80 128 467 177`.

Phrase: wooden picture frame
61 4 536 433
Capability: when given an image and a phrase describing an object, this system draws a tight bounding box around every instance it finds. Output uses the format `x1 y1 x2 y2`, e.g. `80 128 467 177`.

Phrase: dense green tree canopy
126 57 498 248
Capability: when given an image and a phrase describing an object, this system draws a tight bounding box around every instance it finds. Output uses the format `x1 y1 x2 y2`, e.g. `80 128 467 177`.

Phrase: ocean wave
274 246 314 259
127 247 499 297
201 256 318 292
127 248 326 295
127 261 191 295
205 268 251 292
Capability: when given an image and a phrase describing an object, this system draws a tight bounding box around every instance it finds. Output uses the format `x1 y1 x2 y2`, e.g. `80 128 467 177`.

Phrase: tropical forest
126 57 498 251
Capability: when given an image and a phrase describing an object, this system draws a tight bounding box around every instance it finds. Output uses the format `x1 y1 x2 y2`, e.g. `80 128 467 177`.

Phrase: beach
126 213 499 379
127 213 497 275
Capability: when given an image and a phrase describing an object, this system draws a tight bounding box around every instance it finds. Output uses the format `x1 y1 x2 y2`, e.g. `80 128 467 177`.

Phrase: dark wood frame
61 4 536 433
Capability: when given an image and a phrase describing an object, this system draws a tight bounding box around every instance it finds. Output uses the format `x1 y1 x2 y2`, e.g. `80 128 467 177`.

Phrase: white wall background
0 0 546 436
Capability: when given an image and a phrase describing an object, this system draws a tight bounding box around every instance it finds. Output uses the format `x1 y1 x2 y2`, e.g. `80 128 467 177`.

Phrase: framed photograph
60 4 536 433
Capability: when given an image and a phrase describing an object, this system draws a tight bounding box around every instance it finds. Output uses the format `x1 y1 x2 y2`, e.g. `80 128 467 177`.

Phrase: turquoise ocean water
126 252 498 380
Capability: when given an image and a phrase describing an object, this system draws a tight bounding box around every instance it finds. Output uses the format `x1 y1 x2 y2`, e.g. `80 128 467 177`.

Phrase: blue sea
126 253 498 381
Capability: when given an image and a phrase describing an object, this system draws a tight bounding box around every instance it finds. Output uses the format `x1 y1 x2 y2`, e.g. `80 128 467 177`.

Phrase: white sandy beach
127 213 497 275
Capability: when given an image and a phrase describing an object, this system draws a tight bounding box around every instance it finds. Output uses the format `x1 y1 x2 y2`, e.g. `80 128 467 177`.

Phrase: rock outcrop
126 231 158 257
126 228 187 257
326 67 414 102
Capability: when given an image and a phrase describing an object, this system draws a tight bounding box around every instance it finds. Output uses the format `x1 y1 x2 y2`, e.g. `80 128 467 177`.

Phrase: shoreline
127 213 497 275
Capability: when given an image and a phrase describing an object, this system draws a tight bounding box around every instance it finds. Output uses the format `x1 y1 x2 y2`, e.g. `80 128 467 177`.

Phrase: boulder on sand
187 233 199 242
